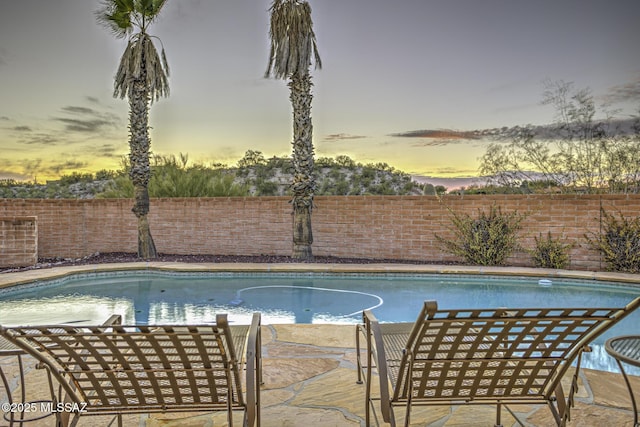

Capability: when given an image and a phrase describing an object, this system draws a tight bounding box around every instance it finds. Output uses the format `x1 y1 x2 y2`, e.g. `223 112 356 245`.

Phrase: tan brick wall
0 216 37 267
1 195 638 270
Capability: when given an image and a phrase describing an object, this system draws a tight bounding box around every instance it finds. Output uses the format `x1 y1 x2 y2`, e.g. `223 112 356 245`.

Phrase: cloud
89 144 120 158
410 139 472 147
411 174 487 190
393 118 637 146
54 117 115 133
324 133 367 142
53 104 121 133
0 159 29 180
20 159 42 177
391 129 481 139
48 160 89 175
7 99 123 149
0 170 30 181
432 166 480 176
18 133 59 145
603 77 640 104
61 106 97 115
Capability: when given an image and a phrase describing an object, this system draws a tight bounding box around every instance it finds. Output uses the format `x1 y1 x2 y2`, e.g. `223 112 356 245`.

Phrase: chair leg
356 325 363 384
365 374 371 426
494 402 503 427
388 405 396 427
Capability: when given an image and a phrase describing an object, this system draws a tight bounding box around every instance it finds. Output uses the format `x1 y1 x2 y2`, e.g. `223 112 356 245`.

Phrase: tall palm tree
265 0 321 260
96 0 170 259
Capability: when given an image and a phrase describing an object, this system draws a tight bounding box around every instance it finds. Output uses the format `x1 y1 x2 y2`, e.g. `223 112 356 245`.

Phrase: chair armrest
101 315 122 327
363 310 393 422
244 312 261 427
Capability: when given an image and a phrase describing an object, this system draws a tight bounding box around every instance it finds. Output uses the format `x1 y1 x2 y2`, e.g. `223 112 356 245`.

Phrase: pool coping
1 261 639 290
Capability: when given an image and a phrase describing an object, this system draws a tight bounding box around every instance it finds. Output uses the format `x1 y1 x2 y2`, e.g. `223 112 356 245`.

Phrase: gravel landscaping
0 252 434 273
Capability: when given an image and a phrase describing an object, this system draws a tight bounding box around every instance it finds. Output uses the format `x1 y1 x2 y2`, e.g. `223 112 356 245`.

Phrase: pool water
0 271 638 373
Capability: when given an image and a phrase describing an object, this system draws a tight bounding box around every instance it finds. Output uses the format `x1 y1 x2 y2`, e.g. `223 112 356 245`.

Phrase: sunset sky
1 0 639 182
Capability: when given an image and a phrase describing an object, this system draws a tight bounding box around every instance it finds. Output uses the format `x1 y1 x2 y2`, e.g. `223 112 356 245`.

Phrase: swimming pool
0 271 638 373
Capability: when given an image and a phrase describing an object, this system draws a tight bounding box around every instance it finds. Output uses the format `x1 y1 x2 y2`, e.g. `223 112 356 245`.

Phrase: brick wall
0 216 37 267
1 195 638 270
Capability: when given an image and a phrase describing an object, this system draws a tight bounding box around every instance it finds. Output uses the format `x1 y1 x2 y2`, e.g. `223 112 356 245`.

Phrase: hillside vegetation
0 152 445 199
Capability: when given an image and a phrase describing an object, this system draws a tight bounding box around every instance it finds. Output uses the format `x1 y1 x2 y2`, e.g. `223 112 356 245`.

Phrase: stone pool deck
1 262 640 426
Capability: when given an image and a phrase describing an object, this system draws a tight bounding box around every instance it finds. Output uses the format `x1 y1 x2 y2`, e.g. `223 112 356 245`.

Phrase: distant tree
316 157 336 167
479 81 640 194
95 169 117 181
265 0 322 260
96 0 170 258
335 155 356 169
237 150 267 168
435 185 447 195
59 172 95 185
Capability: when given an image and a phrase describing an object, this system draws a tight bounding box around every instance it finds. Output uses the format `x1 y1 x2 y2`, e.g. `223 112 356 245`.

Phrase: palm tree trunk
129 74 157 259
289 73 315 260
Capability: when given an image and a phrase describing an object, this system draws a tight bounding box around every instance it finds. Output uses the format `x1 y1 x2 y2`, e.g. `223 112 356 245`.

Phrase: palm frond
265 0 321 80
161 46 170 77
114 40 134 99
97 0 167 36
96 0 136 38
136 0 168 26
113 33 169 102
142 35 170 101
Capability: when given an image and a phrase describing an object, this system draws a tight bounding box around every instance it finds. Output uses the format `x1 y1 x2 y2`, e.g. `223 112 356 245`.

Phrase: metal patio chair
0 312 262 427
356 297 640 427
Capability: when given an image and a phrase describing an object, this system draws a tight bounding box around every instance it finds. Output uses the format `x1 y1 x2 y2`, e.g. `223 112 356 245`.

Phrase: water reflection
132 281 151 324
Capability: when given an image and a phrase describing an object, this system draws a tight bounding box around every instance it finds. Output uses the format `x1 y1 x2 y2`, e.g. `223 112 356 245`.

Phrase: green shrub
529 232 572 269
97 175 133 198
334 179 350 195
59 172 94 185
255 180 279 196
96 153 249 198
585 209 640 273
436 204 526 266
334 155 356 169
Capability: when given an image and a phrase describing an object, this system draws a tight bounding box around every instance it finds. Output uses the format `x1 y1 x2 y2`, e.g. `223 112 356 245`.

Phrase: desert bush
585 209 640 273
334 155 357 169
255 179 279 196
59 172 95 185
436 204 526 266
237 150 267 168
529 232 572 269
98 156 248 198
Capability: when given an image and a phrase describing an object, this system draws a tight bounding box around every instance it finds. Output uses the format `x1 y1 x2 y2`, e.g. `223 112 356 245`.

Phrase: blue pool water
0 271 638 373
